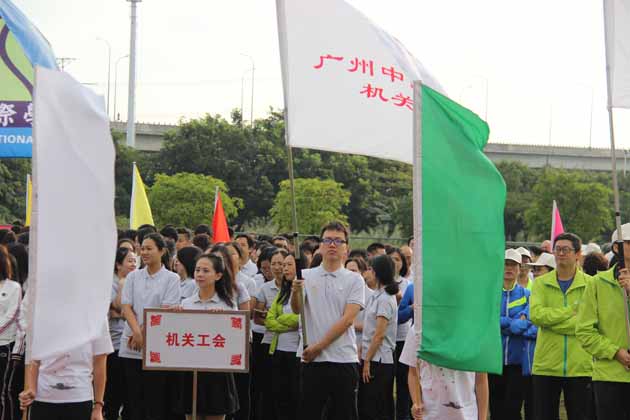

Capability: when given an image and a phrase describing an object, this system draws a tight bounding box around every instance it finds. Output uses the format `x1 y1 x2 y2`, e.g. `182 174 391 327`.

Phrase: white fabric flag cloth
276 0 444 163
28 66 116 361
604 0 630 108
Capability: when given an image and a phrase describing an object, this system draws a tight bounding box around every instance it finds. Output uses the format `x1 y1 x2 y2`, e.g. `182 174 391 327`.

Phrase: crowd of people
0 220 629 420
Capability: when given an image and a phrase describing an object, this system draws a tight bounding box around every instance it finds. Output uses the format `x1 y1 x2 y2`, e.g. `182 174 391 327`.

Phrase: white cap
527 253 556 269
581 243 601 256
516 247 532 260
505 249 522 264
611 223 630 242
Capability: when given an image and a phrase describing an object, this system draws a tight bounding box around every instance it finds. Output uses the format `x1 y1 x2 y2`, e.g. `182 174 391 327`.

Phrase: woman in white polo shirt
119 233 181 420
19 322 113 420
0 246 21 416
359 254 399 420
176 254 239 420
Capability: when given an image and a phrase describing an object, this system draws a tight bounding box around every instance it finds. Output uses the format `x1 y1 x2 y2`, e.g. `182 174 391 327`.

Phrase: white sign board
143 309 250 372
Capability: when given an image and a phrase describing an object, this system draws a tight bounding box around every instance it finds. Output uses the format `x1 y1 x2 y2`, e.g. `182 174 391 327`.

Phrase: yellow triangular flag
25 174 32 227
130 162 154 229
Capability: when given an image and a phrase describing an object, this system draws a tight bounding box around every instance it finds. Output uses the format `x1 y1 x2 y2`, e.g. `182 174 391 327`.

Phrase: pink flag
551 200 565 245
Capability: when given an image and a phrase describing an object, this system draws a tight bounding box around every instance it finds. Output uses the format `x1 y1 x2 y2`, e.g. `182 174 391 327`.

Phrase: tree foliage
148 173 242 228
524 169 613 242
0 158 30 223
270 178 351 234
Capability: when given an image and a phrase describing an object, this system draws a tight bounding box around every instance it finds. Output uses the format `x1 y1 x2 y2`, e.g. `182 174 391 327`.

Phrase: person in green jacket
576 223 630 420
529 232 593 420
264 253 300 420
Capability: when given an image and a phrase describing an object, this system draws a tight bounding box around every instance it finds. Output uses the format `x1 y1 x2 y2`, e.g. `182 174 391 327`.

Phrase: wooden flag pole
191 370 198 420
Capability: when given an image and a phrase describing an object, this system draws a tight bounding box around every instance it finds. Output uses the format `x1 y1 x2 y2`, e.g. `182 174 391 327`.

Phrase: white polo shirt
181 291 237 311
356 285 374 352
36 322 113 403
298 265 365 363
251 273 267 336
255 280 281 344
237 271 257 301
119 266 180 359
399 328 478 420
180 278 196 301
396 277 412 342
109 275 125 351
0 279 22 347
361 288 397 364
241 260 258 278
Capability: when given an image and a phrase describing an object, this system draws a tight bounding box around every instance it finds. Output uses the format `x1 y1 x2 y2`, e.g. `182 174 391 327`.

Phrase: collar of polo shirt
320 265 345 278
194 292 221 304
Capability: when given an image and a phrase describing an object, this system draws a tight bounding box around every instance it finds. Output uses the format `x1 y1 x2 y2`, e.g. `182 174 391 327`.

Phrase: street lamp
127 0 142 148
113 54 129 121
241 53 255 126
96 37 112 117
241 69 252 124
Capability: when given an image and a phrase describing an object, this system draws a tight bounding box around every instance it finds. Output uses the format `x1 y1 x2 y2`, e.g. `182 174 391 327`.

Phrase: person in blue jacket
398 282 414 325
489 249 531 420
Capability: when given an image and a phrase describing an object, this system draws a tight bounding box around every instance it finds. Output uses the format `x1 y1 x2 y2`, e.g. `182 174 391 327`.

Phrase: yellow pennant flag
25 174 32 227
130 162 154 229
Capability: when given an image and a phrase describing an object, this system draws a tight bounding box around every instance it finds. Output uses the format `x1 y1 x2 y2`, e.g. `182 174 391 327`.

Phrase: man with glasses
577 223 630 420
291 221 365 420
530 232 593 420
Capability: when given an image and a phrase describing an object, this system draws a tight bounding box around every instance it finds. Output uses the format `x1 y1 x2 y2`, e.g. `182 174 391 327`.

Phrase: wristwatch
93 401 105 409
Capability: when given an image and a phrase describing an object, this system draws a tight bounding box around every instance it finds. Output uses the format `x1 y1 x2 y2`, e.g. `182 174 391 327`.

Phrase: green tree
271 178 351 234
148 173 243 228
524 169 613 242
495 161 537 241
0 158 30 223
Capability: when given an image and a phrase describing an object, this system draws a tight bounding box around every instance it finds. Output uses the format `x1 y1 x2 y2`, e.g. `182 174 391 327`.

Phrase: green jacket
530 268 593 377
576 266 630 383
264 293 299 355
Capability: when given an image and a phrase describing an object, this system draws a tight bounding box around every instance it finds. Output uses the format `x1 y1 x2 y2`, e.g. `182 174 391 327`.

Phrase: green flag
417 85 506 374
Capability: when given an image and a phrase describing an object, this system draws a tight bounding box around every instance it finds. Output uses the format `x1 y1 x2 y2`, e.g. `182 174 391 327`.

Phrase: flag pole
411 80 423 383
550 200 557 245
130 162 137 229
603 0 630 349
276 0 307 347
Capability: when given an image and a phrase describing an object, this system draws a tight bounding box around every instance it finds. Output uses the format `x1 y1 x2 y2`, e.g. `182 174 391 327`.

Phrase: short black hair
367 242 386 254
320 221 349 242
529 246 543 258
177 246 202 279
194 224 212 236
348 249 368 263
345 257 367 273
176 227 193 241
370 255 399 295
554 232 582 254
160 225 179 242
17 231 29 246
137 225 157 246
386 247 409 278
235 233 254 249
257 234 273 243
192 234 212 251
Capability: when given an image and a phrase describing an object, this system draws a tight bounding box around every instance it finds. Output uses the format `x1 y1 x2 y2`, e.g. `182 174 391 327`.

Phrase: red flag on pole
551 200 565 245
212 188 230 244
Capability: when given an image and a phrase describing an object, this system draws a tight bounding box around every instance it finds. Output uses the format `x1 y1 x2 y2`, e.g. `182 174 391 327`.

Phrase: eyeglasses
553 246 575 255
321 238 347 246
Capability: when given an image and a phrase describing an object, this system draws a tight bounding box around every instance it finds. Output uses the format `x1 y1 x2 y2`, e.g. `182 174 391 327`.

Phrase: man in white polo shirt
291 221 365 420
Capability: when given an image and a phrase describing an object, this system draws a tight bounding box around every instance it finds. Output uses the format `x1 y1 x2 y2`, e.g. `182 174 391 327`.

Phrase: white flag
276 0 444 163
28 67 116 361
604 0 630 108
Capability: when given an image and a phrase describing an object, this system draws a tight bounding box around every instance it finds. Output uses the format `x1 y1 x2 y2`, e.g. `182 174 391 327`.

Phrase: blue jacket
398 283 414 324
509 305 538 375
501 283 531 366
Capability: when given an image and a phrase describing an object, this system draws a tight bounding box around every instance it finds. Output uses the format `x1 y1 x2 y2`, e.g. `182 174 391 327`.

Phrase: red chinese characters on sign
348 58 374 76
166 332 180 347
197 334 211 347
382 66 404 83
150 315 162 327
213 334 226 348
182 333 195 347
313 54 344 69
231 317 242 330
391 93 414 110
231 354 242 366
150 352 161 363
360 84 389 102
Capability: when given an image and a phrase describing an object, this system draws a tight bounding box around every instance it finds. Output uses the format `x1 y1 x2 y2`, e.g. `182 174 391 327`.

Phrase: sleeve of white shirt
376 295 396 320
399 326 419 367
0 283 21 335
163 275 182 307
121 272 134 305
347 273 365 308
12 290 27 355
255 285 266 304
92 320 114 356
237 282 250 305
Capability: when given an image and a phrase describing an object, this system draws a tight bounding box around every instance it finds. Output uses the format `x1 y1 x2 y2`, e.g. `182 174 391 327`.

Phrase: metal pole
127 0 141 147
240 69 251 124
411 81 423 339
114 55 129 122
191 370 198 420
241 54 255 125
96 37 112 117
588 86 594 149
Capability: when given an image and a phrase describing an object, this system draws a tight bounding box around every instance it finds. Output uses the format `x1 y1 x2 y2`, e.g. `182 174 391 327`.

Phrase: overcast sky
15 0 630 149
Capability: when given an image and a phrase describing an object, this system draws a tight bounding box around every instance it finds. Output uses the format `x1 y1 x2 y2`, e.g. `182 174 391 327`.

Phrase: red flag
212 190 230 243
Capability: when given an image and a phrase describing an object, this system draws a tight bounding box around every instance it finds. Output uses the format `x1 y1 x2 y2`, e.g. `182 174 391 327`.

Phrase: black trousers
358 361 395 420
271 351 301 420
301 362 359 420
28 400 92 420
593 381 630 420
250 332 266 420
523 375 533 420
394 341 410 420
1 347 20 420
229 369 251 420
489 364 525 420
532 375 593 420
104 350 128 420
122 357 168 420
